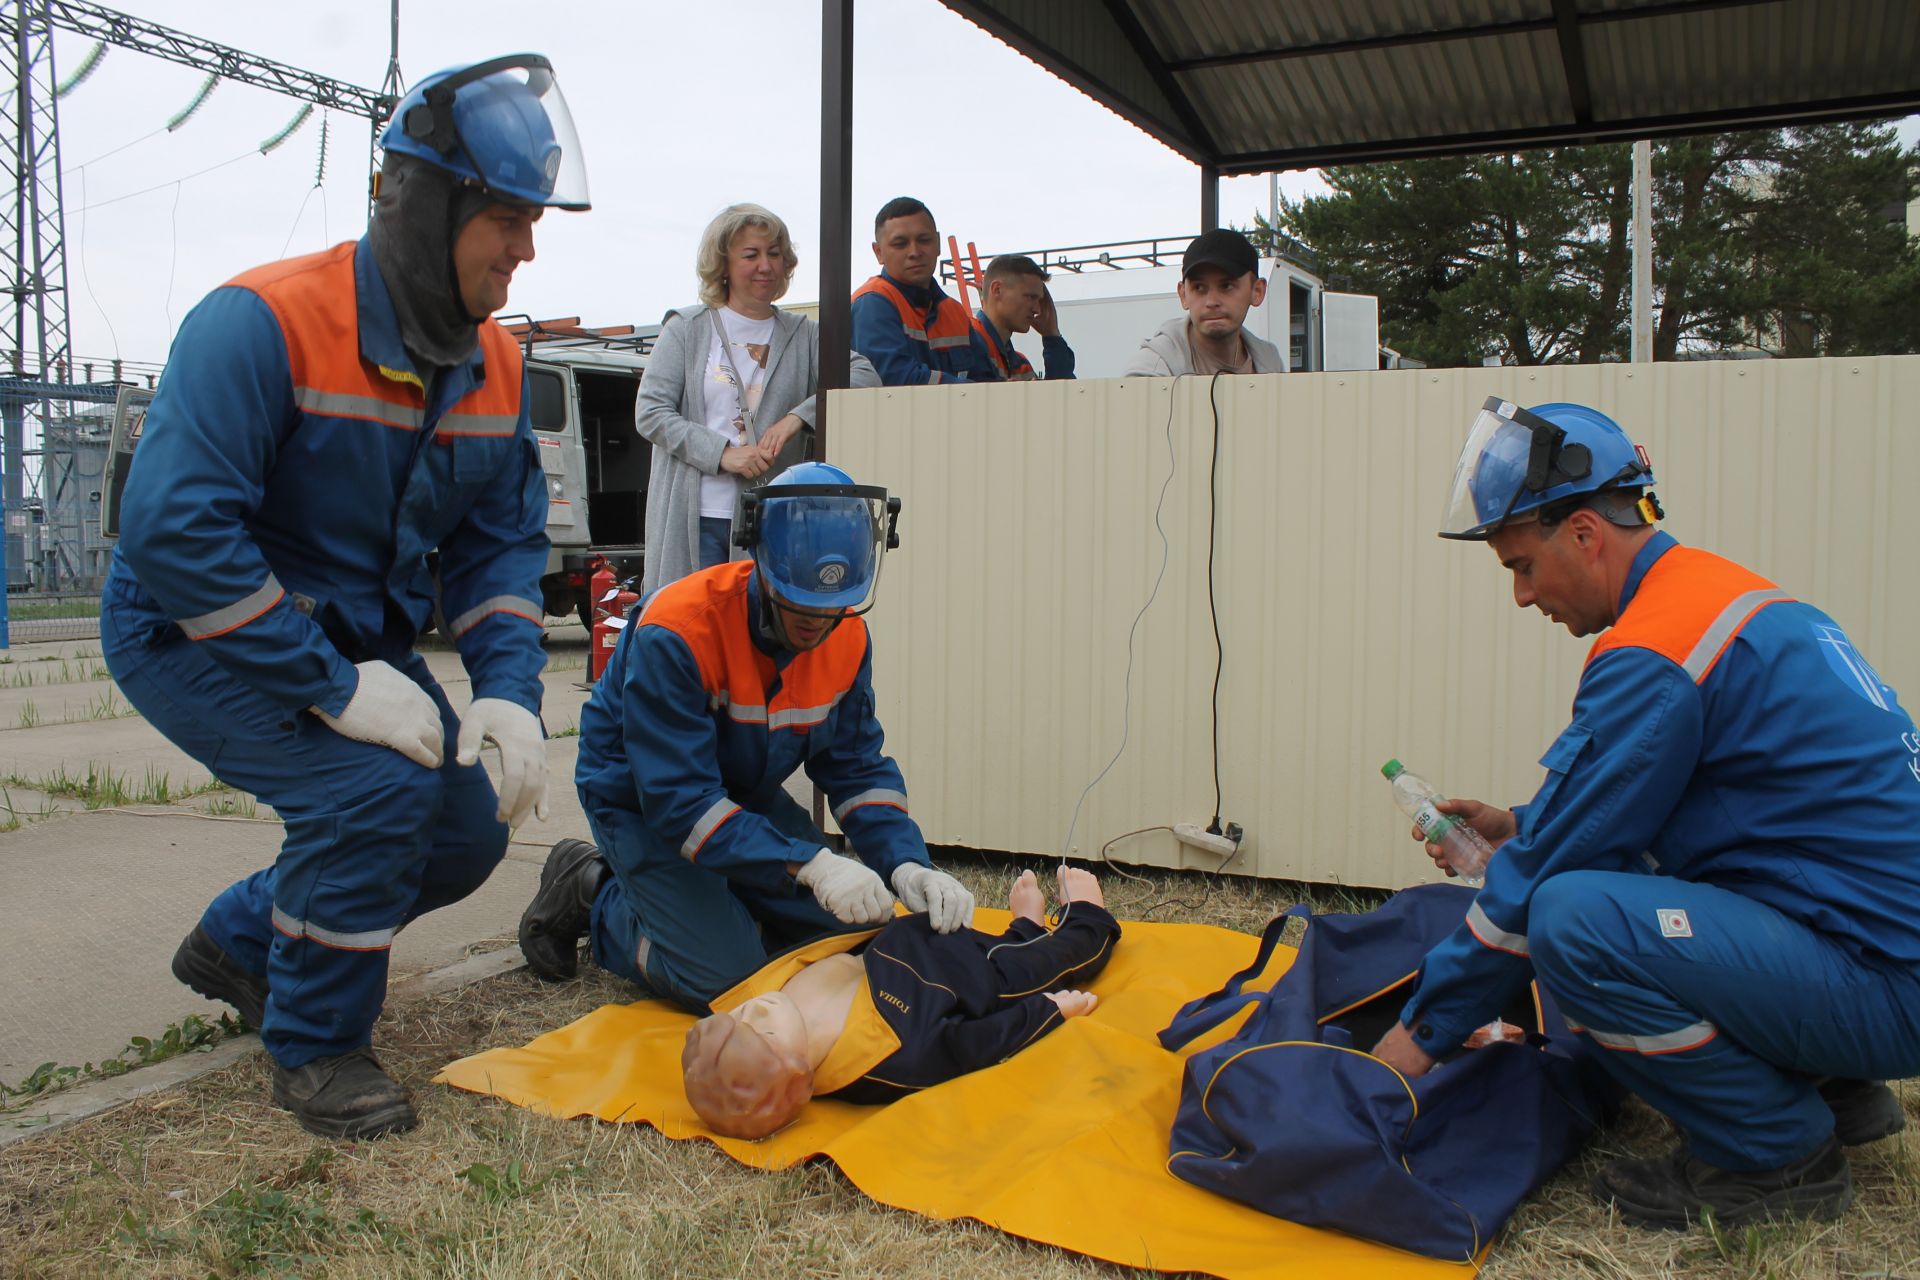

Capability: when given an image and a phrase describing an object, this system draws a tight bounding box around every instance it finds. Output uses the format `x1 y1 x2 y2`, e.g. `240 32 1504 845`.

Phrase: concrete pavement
0 626 599 1084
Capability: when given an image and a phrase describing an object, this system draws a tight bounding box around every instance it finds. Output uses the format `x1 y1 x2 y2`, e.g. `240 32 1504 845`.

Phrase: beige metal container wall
829 356 1920 888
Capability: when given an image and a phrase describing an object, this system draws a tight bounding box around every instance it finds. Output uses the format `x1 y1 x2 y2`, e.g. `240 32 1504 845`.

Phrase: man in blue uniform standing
101 56 590 1139
517 462 977 1012
1373 398 1920 1228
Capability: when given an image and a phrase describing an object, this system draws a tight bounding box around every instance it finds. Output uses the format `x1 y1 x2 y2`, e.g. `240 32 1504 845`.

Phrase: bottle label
1413 803 1452 841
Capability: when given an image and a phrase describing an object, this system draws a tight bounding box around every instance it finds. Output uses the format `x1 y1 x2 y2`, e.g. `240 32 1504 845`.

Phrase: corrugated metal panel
829 356 1920 888
941 0 1920 170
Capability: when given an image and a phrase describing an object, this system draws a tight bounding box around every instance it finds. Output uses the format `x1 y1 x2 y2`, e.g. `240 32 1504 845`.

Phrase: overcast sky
49 0 1331 368
46 2 1920 371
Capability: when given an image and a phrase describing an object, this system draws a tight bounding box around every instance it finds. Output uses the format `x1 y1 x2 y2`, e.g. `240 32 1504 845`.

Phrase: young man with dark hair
1123 228 1285 377
970 254 1075 382
851 197 998 386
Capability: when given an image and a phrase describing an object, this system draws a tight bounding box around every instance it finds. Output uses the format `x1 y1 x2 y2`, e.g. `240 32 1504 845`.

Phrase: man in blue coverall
850 196 999 386
517 462 977 1011
1373 398 1920 1228
101 57 589 1139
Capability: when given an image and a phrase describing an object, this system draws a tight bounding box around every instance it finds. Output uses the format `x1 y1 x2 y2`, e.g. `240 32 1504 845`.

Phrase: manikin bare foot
1009 869 1046 924
1056 865 1105 908
1045 989 1099 1018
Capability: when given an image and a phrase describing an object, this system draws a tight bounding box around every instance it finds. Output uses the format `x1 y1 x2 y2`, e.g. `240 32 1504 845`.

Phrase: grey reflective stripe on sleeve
448 595 544 637
271 905 395 951
293 387 426 431
716 695 768 725
767 695 845 731
681 797 741 859
833 788 908 824
927 334 971 350
901 326 929 342
1680 589 1792 681
435 411 520 437
1581 1019 1718 1055
179 575 286 640
1465 899 1529 956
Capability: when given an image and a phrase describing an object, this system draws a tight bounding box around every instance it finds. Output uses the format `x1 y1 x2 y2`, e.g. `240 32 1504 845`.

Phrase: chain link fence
6 591 101 644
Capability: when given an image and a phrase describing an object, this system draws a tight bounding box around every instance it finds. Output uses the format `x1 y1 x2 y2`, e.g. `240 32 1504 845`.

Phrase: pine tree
1252 123 1919 365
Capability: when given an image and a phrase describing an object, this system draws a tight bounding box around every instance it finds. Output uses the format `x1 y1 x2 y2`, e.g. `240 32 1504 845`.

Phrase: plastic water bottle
1380 759 1492 887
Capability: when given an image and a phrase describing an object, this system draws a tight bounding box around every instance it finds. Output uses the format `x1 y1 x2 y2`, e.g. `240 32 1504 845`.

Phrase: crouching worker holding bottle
519 463 978 1011
686 866 1120 1138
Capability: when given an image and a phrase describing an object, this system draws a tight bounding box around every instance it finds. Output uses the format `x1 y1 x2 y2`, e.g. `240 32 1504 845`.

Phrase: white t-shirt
699 307 776 519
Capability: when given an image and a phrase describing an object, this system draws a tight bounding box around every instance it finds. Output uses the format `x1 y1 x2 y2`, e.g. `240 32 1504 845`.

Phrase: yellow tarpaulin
436 910 1475 1279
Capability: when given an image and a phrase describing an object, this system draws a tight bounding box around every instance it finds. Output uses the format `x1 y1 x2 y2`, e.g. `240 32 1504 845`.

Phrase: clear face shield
416 55 591 210
1437 398 1592 540
738 484 903 617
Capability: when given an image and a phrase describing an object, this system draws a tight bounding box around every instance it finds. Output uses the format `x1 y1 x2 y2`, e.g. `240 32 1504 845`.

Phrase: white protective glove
794 848 895 926
454 697 550 827
312 660 444 769
891 862 976 933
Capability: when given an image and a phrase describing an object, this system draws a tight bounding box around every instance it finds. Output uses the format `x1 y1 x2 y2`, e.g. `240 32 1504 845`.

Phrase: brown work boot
1594 1136 1852 1230
518 838 610 980
270 1046 418 1140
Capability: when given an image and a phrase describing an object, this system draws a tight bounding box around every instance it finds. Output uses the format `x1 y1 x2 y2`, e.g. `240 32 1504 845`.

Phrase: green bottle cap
1381 758 1404 780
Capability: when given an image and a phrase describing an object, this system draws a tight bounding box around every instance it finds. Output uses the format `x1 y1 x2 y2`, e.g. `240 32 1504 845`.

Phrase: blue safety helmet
736 462 901 615
382 55 590 209
1438 398 1659 540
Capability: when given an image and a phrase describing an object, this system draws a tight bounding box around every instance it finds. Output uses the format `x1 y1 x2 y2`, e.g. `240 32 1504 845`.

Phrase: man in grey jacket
1122 229 1287 377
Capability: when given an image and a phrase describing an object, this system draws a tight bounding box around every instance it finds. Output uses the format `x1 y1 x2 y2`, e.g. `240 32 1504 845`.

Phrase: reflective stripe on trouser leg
1527 869 1868 1171
103 624 487 1068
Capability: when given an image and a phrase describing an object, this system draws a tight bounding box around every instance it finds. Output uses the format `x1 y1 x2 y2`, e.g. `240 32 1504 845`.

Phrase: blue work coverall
101 239 550 1069
1401 532 1920 1170
574 560 933 1011
849 271 999 386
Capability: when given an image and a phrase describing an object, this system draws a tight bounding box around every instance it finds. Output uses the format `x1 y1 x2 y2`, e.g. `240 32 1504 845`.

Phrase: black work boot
170 925 268 1029
271 1046 418 1140
1593 1136 1852 1229
1819 1078 1906 1146
518 838 610 981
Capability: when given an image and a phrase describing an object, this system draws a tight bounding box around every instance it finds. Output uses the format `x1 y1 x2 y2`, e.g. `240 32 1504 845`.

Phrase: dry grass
2 852 1915 1279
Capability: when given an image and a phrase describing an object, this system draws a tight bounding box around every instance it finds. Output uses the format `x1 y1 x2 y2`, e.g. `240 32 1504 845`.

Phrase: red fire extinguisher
589 561 639 682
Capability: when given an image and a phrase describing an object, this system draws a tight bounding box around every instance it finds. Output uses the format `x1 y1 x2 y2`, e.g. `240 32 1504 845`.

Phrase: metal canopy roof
935 0 1920 173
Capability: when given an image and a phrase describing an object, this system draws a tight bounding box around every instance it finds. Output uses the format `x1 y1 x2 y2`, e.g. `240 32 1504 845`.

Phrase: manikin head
872 196 940 288
1175 228 1266 343
682 994 814 1139
982 254 1049 335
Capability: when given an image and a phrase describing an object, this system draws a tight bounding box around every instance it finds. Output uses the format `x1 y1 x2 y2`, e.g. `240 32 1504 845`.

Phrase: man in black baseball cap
1124 228 1286 377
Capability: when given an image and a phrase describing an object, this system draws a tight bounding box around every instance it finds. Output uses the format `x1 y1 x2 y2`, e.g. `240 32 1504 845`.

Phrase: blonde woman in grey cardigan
636 203 880 595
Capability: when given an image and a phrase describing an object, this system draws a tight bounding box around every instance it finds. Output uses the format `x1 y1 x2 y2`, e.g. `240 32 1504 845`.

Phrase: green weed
205 791 260 819
199 1180 335 1275
454 1158 578 1203
551 723 580 738
16 698 37 728
0 1013 247 1113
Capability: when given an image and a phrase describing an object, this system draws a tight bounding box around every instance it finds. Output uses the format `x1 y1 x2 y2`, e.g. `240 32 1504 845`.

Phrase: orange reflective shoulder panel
1587 547 1789 681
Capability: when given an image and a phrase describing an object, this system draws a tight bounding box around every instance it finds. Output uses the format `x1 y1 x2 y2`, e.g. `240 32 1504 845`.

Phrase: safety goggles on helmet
383 54 590 210
736 481 902 617
1438 397 1653 540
